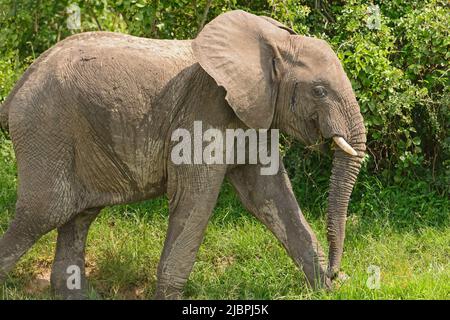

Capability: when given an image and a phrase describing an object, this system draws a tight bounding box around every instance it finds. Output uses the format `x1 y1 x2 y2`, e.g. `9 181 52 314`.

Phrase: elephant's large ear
192 10 290 129
258 16 297 35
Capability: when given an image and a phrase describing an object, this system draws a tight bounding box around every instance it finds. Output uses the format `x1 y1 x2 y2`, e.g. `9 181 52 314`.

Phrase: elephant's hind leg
1 98 85 289
0 217 42 284
51 208 101 300
0 167 83 289
0 198 80 286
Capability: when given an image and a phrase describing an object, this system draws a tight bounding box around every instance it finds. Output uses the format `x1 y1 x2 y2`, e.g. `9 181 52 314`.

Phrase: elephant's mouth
295 118 358 157
314 119 358 157
305 136 357 157
304 138 330 155
306 126 358 156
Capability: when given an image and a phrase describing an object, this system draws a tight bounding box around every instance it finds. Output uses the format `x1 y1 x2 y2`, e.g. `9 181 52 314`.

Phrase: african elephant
0 10 365 299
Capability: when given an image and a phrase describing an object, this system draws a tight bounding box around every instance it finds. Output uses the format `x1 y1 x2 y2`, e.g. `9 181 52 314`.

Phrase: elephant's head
193 10 366 280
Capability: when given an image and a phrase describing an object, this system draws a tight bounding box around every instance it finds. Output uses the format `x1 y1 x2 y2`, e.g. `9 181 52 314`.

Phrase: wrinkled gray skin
0 10 365 299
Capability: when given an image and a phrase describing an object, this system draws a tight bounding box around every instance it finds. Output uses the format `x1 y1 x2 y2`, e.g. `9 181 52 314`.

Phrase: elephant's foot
51 277 88 300
51 278 101 300
0 270 6 285
50 260 95 300
53 288 89 300
321 275 333 291
154 282 183 300
329 271 350 290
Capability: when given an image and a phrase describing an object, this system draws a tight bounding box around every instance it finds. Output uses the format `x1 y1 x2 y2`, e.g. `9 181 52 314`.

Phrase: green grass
0 137 449 300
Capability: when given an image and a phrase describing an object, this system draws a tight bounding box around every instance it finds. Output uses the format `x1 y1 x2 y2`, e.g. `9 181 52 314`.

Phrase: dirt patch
119 285 147 300
214 255 235 273
24 268 51 295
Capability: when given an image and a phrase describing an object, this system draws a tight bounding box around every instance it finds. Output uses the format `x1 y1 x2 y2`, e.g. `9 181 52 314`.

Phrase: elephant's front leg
227 162 331 290
155 165 227 300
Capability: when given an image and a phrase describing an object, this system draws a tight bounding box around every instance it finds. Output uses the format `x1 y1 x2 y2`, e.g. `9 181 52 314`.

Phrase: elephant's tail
0 102 9 135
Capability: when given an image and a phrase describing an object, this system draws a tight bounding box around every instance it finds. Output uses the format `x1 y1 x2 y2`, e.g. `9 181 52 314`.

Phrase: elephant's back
6 32 196 125
52 32 195 118
56 31 194 62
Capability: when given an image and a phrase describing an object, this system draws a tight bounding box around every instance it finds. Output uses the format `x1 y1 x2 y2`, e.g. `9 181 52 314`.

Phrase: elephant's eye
312 85 327 98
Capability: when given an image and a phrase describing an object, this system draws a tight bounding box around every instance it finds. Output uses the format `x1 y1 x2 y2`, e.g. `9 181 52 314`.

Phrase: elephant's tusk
333 136 357 156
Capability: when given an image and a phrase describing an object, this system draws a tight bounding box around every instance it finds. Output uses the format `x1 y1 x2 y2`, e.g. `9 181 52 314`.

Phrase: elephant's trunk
326 108 366 278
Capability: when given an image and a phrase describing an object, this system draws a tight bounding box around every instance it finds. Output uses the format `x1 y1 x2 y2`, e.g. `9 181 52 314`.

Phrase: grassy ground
0 137 448 300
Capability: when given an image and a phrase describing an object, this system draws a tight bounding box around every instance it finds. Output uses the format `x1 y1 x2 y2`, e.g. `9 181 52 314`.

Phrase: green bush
0 0 448 183
0 51 22 102
395 3 449 178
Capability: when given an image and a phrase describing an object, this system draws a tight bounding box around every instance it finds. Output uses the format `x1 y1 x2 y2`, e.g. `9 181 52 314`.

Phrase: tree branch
197 0 212 34
88 6 103 31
